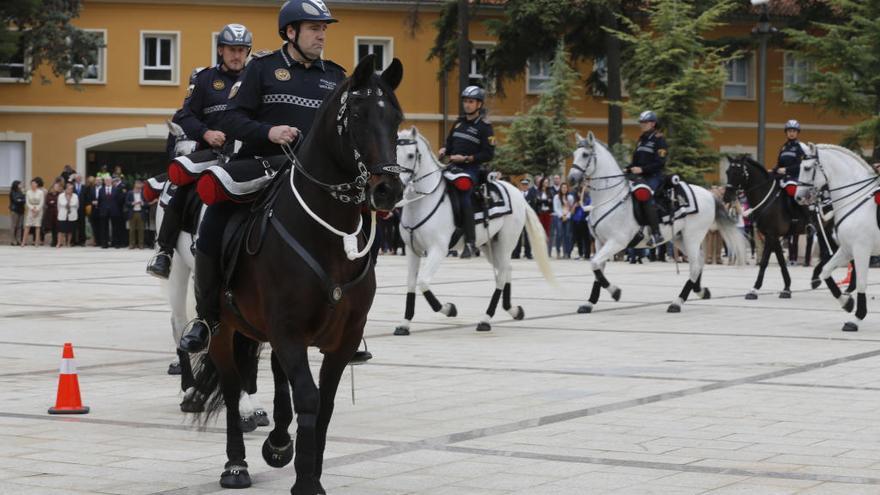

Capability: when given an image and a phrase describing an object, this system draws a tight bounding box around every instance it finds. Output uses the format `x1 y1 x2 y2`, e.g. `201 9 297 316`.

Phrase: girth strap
270 214 372 304
402 189 446 233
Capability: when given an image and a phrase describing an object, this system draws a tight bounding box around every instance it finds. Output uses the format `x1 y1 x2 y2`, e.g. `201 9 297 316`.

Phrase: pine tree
611 0 737 184
493 43 578 177
785 1 880 158
1 0 104 83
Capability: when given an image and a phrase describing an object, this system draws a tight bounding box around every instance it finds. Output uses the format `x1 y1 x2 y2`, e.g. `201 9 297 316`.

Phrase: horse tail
185 333 263 424
713 198 748 266
524 206 557 285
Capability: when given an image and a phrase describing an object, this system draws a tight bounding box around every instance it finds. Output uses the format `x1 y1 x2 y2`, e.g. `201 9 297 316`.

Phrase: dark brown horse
189 55 404 494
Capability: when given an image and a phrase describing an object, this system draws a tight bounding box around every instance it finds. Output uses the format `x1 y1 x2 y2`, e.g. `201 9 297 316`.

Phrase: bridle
569 141 627 191
724 158 780 217
395 137 443 200
799 151 879 209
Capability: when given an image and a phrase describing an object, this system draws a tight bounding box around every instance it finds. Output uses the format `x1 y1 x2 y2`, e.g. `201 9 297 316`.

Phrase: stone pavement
1 245 880 494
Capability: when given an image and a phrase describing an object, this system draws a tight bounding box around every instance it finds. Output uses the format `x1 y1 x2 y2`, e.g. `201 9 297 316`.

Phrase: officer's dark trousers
459 187 476 244
157 183 195 252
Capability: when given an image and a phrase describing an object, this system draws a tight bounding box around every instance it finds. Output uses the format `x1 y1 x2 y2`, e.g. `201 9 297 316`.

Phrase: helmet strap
289 23 318 64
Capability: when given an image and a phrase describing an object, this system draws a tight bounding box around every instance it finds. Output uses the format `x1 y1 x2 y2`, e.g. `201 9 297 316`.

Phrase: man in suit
97 176 115 248
69 174 87 246
110 177 127 247
513 178 537 259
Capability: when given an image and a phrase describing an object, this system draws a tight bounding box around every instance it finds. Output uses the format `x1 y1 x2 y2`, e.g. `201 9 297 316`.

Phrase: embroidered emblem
229 81 242 99
488 136 496 146
185 84 194 98
658 149 667 157
212 79 225 91
275 68 291 81
319 78 337 90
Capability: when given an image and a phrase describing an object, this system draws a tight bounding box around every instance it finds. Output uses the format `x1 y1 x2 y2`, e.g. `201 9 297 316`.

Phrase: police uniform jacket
776 139 806 178
222 43 346 158
173 65 240 150
629 131 668 179
443 114 496 170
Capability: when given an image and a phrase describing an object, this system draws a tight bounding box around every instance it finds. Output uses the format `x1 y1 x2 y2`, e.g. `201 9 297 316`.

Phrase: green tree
785 0 880 158
1 0 104 83
611 0 737 184
493 43 578 177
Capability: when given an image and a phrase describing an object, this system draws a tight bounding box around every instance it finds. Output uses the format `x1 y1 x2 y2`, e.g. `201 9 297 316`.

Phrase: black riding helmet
218 23 253 49
278 0 338 62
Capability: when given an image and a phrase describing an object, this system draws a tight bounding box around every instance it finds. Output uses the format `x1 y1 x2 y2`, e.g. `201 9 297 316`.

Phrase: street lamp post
751 0 776 164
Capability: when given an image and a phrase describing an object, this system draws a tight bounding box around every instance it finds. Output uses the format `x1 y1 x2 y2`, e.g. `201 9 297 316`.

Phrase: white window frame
139 31 180 86
526 55 552 95
0 132 33 194
723 53 754 100
783 51 811 102
354 36 393 72
211 32 221 67
469 41 496 93
66 28 107 85
591 56 628 97
0 32 31 84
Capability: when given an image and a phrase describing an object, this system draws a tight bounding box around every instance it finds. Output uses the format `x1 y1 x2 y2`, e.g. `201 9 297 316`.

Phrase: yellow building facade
0 0 863 226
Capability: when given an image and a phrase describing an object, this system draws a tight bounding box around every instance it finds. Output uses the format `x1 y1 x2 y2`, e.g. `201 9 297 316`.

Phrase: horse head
166 120 197 157
569 131 597 185
795 143 822 205
331 54 405 211
723 154 749 203
396 126 425 189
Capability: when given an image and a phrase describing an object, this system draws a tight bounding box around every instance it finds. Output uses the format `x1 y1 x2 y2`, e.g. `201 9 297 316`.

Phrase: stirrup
181 317 218 353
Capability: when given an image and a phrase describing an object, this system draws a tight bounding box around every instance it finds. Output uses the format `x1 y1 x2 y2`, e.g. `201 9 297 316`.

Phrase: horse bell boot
179 252 221 353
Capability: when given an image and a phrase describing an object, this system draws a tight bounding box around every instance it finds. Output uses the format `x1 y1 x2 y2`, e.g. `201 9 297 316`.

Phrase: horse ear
166 120 184 138
575 132 584 143
351 54 376 88
808 143 816 155
410 125 418 138
381 58 403 91
587 130 595 144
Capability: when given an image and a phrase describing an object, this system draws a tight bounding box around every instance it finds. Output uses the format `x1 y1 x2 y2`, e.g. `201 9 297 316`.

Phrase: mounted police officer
146 24 252 279
774 119 806 180
178 0 347 353
625 110 667 247
438 85 496 259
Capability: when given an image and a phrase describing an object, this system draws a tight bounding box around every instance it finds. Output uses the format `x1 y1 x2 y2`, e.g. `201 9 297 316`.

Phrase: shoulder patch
185 84 194 99
251 49 274 59
658 149 667 157
322 59 347 74
488 136 496 146
189 66 209 83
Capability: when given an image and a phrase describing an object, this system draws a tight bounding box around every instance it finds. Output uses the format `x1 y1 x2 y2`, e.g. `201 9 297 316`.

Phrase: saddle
198 154 289 205
631 176 697 227
443 173 513 249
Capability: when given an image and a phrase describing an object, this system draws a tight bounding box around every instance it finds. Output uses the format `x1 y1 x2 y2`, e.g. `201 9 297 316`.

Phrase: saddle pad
660 181 699 223
199 154 289 205
474 181 512 222
169 149 219 185
145 174 167 205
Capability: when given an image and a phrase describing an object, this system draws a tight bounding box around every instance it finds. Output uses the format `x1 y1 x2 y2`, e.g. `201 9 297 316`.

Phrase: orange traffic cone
838 263 853 287
48 343 89 415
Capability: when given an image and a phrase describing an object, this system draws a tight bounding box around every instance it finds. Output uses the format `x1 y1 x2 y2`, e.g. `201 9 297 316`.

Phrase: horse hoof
444 303 458 317
811 279 821 290
239 415 257 433
745 292 758 300
262 437 293 468
611 287 622 301
476 322 491 332
179 400 204 414
577 304 593 314
393 326 410 336
513 306 525 320
700 288 711 300
292 477 325 495
842 321 859 332
667 304 681 313
220 466 251 489
167 361 181 375
779 290 792 299
843 296 855 313
254 409 270 427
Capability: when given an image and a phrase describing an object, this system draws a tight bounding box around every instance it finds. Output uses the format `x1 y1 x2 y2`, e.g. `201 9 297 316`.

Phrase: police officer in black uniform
146 24 252 279
178 0 347 353
774 119 806 180
625 110 667 247
439 85 496 259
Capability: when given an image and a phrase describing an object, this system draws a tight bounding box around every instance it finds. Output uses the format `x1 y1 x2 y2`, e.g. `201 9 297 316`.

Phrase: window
0 141 26 189
527 55 552 94
68 29 106 84
591 56 628 97
140 32 179 84
469 43 495 92
355 37 392 73
723 55 753 99
0 38 28 83
784 52 811 102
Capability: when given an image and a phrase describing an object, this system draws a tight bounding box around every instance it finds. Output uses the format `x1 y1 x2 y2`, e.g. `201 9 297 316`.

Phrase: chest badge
275 68 291 81
228 81 242 99
212 79 225 91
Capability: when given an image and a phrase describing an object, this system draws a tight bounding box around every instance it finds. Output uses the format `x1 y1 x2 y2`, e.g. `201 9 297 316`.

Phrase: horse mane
816 144 876 175
740 155 769 178
414 131 444 170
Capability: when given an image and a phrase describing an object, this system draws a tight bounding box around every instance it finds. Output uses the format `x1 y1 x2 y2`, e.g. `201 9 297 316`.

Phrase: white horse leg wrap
506 306 522 319
238 392 255 418
838 295 851 308
440 303 454 316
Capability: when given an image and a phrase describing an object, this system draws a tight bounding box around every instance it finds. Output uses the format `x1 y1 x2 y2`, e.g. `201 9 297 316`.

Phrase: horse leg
395 250 421 336
846 261 857 294
747 238 774 300
243 362 269 427
314 351 351 492
421 248 456 317
668 236 703 312
820 247 854 313
274 344 321 495
579 240 621 313
476 245 503 332
843 248 870 332
262 350 294 469
210 332 251 489
773 240 793 298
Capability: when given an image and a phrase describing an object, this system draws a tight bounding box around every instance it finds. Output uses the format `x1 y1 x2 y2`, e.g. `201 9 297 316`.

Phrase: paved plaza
3 246 880 494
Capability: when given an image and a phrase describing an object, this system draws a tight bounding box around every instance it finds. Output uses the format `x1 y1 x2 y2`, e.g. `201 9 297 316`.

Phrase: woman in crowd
536 178 553 240
552 183 573 259
56 182 79 248
8 180 25 245
22 179 45 246
42 179 62 248
573 184 592 259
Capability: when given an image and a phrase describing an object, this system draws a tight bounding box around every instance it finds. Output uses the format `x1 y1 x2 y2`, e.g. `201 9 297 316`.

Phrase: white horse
795 144 880 332
156 121 267 430
568 131 748 313
393 127 554 333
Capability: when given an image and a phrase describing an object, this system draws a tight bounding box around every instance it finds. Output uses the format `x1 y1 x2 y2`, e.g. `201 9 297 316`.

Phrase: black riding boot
179 251 221 353
146 208 181 279
460 200 477 259
642 200 665 247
